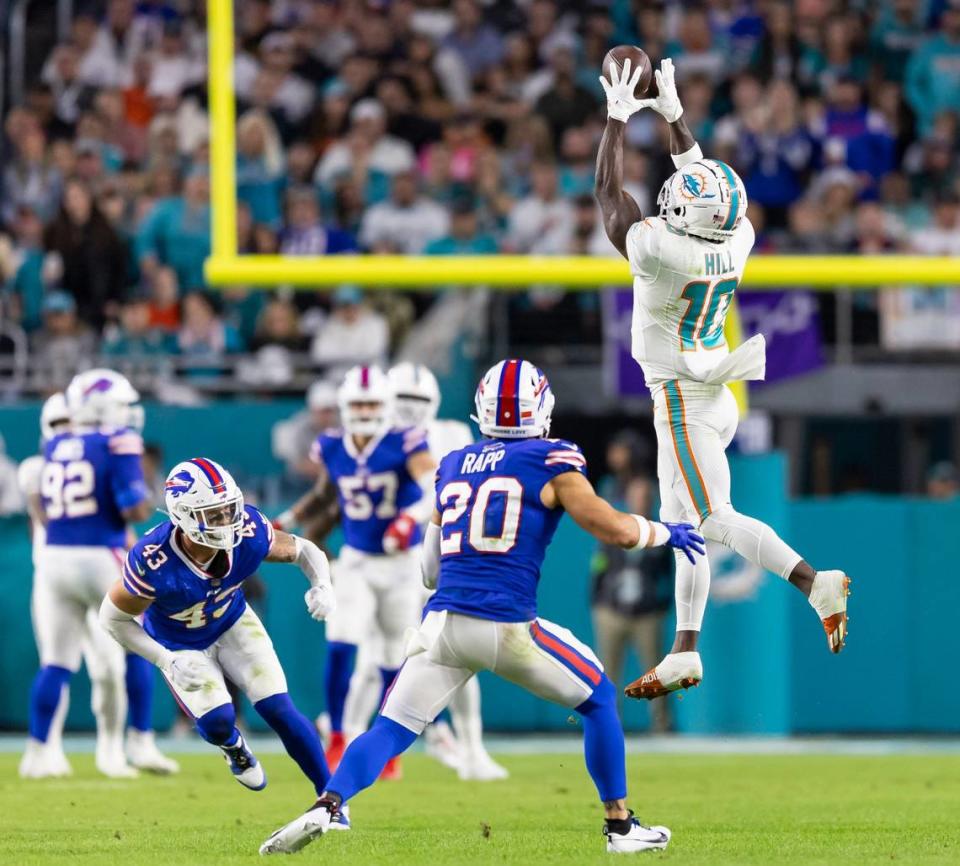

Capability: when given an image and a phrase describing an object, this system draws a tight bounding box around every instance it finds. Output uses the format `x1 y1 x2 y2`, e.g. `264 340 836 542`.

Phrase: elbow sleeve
99 595 172 669
293 535 332 588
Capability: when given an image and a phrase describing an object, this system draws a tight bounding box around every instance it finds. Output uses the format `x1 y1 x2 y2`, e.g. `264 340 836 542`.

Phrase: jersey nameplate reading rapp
460 450 506 474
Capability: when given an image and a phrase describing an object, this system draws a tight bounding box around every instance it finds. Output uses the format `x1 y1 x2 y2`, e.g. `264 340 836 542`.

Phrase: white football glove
304 584 336 621
599 58 646 124
636 58 683 123
165 654 208 693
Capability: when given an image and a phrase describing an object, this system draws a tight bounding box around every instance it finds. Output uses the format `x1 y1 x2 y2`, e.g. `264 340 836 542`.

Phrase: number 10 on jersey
439 477 523 555
679 277 737 351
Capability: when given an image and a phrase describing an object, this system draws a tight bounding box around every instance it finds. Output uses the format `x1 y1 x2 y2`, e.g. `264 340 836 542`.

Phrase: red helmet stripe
360 366 370 389
191 457 226 492
496 359 520 427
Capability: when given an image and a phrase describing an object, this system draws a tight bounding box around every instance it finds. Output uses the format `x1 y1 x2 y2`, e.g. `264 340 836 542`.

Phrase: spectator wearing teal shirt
236 110 284 228
4 206 47 332
103 297 178 356
905 2 960 135
135 167 211 291
424 199 499 255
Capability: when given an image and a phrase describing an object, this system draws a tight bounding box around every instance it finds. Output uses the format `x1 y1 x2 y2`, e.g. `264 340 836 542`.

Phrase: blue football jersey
122 505 274 651
313 427 430 554
425 438 587 622
43 428 149 549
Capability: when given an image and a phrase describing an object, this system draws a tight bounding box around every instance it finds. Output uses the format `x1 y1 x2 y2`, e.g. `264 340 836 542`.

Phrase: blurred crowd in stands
2 0 960 389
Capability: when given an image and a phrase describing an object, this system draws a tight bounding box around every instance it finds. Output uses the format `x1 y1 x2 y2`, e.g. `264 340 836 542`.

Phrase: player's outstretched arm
595 60 644 258
99 583 206 691
544 471 705 561
266 529 336 621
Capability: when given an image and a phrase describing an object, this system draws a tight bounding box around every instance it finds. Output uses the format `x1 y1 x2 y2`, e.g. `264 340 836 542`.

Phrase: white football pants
382 612 603 734
652 381 803 632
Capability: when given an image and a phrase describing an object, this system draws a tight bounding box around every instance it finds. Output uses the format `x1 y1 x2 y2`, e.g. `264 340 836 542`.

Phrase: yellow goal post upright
204 0 960 408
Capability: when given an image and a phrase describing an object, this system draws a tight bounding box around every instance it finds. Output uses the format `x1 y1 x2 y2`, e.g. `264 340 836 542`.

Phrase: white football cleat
260 800 333 855
96 745 139 779
457 750 509 781
127 729 180 774
625 651 702 700
222 734 266 790
605 816 671 853
424 720 462 771
808 570 850 654
19 739 71 779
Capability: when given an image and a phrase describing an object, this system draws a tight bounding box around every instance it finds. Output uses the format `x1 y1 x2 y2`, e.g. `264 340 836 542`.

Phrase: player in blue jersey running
99 456 342 811
260 359 704 856
22 369 162 779
276 365 436 778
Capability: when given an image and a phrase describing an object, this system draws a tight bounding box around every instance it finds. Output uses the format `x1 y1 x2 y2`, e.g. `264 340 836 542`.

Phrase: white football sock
448 677 483 758
674 548 711 632
701 505 803 580
341 665 382 742
92 671 127 756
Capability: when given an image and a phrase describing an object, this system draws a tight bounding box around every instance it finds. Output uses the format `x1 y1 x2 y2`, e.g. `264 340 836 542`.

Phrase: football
602 45 655 97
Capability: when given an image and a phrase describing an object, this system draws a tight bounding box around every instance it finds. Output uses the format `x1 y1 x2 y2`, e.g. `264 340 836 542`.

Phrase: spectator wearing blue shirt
135 166 211 291
905 0 960 134
736 81 817 228
442 0 505 79
278 186 357 256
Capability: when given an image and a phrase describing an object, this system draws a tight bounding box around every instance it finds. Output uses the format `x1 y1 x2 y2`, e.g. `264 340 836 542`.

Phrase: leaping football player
99 457 341 819
274 365 437 780
259 359 704 856
594 57 850 699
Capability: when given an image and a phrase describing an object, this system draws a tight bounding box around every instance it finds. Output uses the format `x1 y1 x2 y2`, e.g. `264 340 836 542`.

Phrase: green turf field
1 751 958 865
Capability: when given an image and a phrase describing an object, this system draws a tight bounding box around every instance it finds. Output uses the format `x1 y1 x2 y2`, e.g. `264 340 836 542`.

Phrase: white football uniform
342 417 477 741
626 216 765 526
18 456 124 674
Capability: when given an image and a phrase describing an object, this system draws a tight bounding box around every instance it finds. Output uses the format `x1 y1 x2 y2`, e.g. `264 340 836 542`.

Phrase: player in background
99 458 341 815
18 393 176 777
338 362 507 781
595 58 849 699
21 370 156 778
274 365 436 780
259 360 704 855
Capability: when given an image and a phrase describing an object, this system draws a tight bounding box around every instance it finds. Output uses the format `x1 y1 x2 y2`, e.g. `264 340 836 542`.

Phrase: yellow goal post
205 0 960 290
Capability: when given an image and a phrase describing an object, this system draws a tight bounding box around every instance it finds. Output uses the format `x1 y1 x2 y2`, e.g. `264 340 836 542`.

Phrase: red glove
383 513 417 553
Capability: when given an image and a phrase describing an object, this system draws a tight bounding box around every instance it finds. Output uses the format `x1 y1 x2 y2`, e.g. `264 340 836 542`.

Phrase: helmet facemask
174 494 245 551
343 399 390 437
394 393 436 429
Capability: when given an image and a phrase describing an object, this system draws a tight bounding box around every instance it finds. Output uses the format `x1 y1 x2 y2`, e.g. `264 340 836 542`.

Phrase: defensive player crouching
595 57 850 698
260 360 704 856
99 458 342 817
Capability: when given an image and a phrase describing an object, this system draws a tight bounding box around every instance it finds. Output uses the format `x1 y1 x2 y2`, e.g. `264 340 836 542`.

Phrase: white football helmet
164 458 245 550
40 392 71 442
66 368 143 431
473 359 555 440
389 362 440 429
338 365 393 437
657 159 747 241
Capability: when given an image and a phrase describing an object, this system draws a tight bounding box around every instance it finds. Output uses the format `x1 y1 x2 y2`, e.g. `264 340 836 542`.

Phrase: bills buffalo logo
165 470 196 498
679 171 716 201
